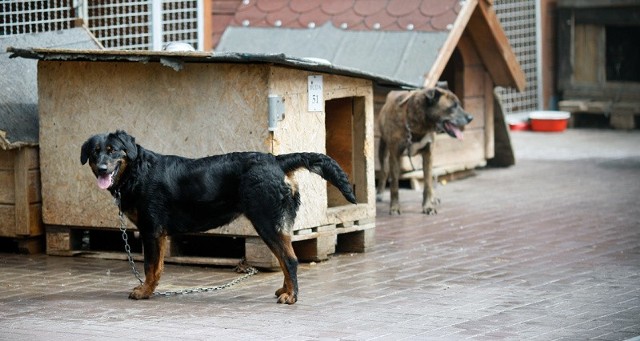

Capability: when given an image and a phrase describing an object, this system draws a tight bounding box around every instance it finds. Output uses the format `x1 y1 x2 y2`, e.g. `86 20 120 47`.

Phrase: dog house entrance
325 96 366 208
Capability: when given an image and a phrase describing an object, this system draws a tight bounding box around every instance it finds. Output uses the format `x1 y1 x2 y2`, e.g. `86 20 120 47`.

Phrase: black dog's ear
80 135 97 165
424 88 442 106
114 130 138 160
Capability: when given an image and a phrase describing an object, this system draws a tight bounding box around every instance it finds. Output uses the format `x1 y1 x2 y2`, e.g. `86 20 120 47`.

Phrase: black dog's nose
97 164 108 173
466 114 473 123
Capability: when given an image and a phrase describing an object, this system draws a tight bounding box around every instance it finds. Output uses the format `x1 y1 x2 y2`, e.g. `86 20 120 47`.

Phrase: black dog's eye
106 146 113 154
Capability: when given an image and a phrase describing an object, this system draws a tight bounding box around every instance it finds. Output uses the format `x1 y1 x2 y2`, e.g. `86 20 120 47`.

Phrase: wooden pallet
45 220 375 271
559 99 639 130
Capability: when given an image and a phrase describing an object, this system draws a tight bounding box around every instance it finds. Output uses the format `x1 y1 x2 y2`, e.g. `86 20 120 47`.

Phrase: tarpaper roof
7 48 420 89
214 0 525 90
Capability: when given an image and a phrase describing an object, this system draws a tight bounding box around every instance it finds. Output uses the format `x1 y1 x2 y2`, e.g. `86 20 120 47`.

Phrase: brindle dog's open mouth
440 120 464 140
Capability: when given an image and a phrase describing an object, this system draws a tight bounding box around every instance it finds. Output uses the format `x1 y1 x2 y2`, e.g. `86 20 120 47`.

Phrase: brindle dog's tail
276 153 357 204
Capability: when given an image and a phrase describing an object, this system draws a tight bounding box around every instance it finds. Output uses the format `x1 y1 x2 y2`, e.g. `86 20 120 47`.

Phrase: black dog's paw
129 284 153 300
275 287 297 304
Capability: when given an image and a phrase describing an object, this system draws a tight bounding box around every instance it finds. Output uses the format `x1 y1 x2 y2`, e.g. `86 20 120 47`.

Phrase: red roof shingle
229 0 461 32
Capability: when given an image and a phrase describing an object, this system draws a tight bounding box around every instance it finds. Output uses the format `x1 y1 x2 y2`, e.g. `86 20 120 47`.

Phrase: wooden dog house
212 0 525 187
557 0 640 129
8 48 409 268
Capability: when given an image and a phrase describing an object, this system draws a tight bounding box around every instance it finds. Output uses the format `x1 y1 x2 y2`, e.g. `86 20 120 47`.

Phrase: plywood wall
39 61 270 231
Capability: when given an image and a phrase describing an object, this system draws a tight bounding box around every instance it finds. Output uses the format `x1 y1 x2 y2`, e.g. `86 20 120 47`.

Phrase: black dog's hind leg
270 233 299 304
129 232 167 299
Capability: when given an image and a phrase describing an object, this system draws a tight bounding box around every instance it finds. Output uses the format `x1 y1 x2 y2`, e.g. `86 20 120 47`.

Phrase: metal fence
0 0 74 36
0 0 203 51
494 0 541 114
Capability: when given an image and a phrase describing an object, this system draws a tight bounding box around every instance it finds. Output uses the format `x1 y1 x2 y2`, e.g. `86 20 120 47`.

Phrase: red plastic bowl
529 111 570 132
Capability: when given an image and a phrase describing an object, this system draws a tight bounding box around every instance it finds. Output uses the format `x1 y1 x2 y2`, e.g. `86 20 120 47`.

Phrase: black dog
80 130 356 304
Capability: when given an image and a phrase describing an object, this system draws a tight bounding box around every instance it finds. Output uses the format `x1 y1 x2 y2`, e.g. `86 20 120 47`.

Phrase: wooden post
14 148 30 236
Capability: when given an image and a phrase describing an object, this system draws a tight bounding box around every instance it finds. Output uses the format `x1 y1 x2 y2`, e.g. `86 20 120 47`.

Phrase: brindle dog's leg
387 143 403 215
421 142 439 215
376 138 389 202
129 232 167 299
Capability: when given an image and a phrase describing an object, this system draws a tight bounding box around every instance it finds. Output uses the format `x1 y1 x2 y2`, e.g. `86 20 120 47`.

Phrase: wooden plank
325 97 354 208
574 24 603 84
559 100 640 114
0 170 14 204
556 8 574 92
0 149 15 169
336 228 375 253
14 148 30 236
610 114 636 130
0 204 16 237
489 90 515 167
573 6 640 25
467 1 526 91
245 236 279 270
484 72 495 160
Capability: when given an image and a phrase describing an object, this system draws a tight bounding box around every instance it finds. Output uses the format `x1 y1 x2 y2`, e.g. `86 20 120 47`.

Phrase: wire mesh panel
162 0 199 48
0 0 74 36
86 0 200 50
494 0 539 114
87 0 151 50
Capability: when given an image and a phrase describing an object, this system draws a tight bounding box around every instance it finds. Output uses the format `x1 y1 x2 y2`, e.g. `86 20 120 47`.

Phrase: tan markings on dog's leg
421 142 438 215
273 233 298 304
129 232 167 299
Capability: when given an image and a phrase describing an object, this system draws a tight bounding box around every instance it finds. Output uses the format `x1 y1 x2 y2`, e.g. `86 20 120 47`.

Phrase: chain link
154 266 258 297
113 190 258 297
117 209 144 284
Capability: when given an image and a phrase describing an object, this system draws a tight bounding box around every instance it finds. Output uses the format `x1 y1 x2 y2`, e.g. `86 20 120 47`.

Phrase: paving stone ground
1 128 639 340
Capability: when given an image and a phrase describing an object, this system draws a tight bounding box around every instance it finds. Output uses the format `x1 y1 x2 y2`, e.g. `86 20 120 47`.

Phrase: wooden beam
14 148 30 236
423 0 478 88
467 1 526 91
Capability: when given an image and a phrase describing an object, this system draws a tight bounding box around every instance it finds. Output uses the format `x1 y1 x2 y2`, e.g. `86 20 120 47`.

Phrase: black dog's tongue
97 173 113 190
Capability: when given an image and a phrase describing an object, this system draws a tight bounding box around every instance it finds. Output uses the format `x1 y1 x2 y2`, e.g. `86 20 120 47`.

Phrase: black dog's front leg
129 233 167 299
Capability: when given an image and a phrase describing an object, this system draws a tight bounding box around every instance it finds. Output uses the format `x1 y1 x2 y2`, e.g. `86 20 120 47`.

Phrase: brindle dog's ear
114 130 138 161
424 88 442 106
436 81 449 90
80 135 97 165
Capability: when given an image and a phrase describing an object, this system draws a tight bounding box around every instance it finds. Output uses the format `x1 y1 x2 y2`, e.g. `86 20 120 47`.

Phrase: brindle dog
376 87 473 215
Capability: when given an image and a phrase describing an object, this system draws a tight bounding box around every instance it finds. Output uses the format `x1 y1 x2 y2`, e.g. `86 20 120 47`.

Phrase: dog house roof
214 0 525 90
0 27 103 149
7 48 420 89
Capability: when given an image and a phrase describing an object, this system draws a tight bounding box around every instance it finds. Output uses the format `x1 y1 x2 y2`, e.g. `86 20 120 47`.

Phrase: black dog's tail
276 153 357 204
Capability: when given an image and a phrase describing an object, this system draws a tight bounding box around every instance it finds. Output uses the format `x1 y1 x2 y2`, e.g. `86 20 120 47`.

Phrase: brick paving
1 128 639 340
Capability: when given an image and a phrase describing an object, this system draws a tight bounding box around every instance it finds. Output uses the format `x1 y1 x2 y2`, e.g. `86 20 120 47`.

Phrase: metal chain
405 121 417 171
117 209 144 284
154 266 258 297
113 190 258 296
